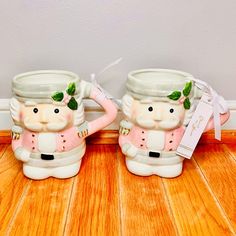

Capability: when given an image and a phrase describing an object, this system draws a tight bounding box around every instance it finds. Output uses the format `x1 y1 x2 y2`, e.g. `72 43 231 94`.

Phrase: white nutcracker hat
126 69 201 103
12 70 82 104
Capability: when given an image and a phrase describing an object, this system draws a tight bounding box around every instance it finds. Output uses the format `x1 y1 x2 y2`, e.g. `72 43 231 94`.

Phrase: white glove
119 120 133 136
121 143 138 158
14 147 30 162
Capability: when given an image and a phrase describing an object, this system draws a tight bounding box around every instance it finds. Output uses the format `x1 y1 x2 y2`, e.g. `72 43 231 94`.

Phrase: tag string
90 58 123 108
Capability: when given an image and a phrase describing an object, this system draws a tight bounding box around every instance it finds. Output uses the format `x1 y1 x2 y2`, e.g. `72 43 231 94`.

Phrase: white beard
38 133 57 153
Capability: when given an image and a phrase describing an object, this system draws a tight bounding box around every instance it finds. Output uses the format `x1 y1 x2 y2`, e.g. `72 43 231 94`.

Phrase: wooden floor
0 143 236 236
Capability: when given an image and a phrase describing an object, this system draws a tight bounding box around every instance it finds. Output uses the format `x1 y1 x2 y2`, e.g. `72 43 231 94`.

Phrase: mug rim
126 68 195 100
128 68 194 81
12 70 80 100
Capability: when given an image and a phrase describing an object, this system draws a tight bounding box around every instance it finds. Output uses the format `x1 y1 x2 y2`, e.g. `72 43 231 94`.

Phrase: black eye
54 108 59 114
170 108 174 113
148 106 153 112
33 108 38 113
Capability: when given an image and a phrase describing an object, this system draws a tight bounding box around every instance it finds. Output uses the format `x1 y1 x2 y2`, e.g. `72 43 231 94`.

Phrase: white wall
0 0 236 99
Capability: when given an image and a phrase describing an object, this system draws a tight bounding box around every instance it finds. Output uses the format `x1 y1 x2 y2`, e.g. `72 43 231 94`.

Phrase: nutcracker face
130 100 186 130
20 103 74 132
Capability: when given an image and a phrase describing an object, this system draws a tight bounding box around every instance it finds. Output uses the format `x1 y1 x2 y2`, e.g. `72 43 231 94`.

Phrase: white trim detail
0 99 236 130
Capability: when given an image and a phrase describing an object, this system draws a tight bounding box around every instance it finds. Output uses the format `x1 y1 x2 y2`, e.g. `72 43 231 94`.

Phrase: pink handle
204 110 230 133
87 86 117 136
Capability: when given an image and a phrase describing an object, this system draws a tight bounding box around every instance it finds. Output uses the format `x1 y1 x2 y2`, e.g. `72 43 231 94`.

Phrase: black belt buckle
149 151 160 158
41 154 54 160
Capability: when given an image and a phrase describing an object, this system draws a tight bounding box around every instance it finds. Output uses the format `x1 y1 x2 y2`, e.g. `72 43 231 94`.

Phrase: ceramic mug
10 70 117 180
119 69 230 178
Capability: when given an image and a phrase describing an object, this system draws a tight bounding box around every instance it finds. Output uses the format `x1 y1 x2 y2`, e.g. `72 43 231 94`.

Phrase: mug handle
80 81 117 137
204 111 230 132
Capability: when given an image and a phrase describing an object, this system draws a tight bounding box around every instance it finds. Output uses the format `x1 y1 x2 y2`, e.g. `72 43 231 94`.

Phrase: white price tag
176 93 213 159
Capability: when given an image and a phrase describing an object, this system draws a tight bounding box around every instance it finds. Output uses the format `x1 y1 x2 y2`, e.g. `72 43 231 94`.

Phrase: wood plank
199 130 236 144
162 154 234 235
193 144 236 232
0 145 31 234
225 143 236 161
64 145 121 236
87 130 118 144
8 177 74 235
0 130 11 144
0 144 7 159
117 149 178 236
1 130 236 145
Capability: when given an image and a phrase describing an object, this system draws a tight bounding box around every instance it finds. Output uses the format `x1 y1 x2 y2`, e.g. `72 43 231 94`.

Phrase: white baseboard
0 99 235 130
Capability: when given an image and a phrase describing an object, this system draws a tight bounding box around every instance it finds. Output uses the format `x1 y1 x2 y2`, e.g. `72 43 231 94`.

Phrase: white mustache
24 118 67 131
136 117 155 128
136 117 180 130
24 122 43 132
158 120 180 130
46 122 67 131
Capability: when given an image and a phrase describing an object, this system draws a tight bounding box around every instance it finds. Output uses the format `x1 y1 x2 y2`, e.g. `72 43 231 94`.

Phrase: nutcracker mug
10 70 117 180
119 69 230 178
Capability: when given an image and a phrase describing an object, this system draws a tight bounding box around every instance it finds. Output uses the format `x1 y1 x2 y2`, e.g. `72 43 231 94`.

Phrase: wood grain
162 156 234 236
0 145 31 234
8 177 74 235
0 144 7 159
225 143 236 161
199 130 236 144
64 145 121 236
194 144 236 232
0 143 235 235
0 130 11 144
87 130 119 144
117 149 177 236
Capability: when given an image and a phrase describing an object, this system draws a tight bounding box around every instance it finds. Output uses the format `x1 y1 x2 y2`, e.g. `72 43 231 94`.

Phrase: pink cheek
132 109 137 117
131 112 136 121
131 111 135 118
19 112 23 121
180 114 185 121
67 113 72 121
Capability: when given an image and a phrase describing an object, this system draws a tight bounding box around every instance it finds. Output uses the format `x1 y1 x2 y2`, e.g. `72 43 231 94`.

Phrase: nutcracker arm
11 126 31 162
11 125 24 151
11 125 23 140
119 128 138 158
14 147 31 162
121 143 138 158
119 120 133 135
85 83 117 136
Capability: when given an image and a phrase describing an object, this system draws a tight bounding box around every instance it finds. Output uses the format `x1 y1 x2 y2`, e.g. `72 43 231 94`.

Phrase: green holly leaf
67 97 78 110
183 81 192 97
183 97 191 110
52 92 64 102
66 82 76 96
167 91 182 100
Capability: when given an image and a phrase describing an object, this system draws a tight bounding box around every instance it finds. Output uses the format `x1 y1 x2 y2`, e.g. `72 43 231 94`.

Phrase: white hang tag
176 93 213 159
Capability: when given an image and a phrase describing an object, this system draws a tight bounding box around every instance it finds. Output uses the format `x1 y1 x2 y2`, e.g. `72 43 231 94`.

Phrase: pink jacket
12 127 83 153
119 125 185 152
12 86 117 154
